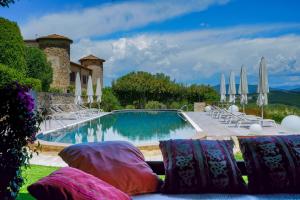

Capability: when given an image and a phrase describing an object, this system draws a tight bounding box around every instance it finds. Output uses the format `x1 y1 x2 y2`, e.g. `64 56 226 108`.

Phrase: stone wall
37 92 75 114
39 40 71 92
194 102 206 112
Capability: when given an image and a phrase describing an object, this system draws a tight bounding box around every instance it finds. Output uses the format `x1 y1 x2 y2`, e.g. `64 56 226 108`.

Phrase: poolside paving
184 112 292 137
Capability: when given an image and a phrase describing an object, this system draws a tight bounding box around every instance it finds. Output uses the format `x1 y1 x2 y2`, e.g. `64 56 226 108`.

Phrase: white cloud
70 24 300 86
21 0 229 39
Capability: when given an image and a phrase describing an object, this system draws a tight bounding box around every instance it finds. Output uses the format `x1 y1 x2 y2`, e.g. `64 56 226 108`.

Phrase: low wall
37 92 75 114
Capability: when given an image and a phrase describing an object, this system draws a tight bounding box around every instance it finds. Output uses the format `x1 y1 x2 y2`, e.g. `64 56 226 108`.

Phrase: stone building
24 34 105 92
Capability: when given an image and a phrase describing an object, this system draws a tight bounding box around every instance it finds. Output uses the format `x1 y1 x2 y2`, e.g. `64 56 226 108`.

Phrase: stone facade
37 92 74 114
80 59 104 87
37 39 71 92
24 34 105 93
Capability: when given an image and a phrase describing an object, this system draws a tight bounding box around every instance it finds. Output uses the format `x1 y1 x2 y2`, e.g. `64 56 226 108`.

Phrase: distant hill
213 84 300 108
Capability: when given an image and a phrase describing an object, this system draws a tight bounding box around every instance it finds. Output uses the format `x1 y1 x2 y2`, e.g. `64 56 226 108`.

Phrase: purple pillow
239 135 300 193
159 139 246 194
28 167 131 200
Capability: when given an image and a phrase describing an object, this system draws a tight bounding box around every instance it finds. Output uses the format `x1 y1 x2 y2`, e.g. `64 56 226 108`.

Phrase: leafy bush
125 105 136 109
145 101 166 109
25 46 53 91
0 83 41 199
22 77 42 92
100 88 122 111
48 87 64 94
0 64 41 91
112 71 219 107
67 85 75 94
0 17 27 74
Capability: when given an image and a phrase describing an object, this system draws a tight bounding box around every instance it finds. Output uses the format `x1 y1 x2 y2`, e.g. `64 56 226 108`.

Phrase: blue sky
1 0 300 87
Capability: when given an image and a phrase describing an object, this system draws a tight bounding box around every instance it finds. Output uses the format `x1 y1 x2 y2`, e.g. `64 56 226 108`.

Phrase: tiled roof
79 54 105 62
70 61 92 71
36 34 73 43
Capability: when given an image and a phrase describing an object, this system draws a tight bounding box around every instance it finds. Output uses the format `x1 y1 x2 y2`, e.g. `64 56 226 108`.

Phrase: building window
70 72 76 82
82 75 87 84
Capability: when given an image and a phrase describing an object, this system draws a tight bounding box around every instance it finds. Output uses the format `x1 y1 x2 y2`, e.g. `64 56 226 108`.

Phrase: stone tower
36 34 73 92
79 55 105 88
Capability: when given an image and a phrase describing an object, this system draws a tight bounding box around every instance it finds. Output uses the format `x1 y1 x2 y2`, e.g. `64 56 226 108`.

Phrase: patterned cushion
28 167 131 200
159 139 246 194
239 135 300 193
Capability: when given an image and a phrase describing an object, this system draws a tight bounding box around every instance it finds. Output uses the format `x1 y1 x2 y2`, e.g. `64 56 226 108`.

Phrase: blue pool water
38 110 196 145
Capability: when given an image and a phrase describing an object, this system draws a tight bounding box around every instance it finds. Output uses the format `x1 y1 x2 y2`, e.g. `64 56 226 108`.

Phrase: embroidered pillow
59 141 161 195
239 135 300 193
28 167 131 200
159 139 246 193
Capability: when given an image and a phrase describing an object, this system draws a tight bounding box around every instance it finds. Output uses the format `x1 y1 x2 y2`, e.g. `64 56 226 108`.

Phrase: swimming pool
37 110 197 146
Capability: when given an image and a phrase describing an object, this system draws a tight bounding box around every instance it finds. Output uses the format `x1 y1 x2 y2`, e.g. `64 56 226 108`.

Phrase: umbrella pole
243 104 245 113
261 105 264 119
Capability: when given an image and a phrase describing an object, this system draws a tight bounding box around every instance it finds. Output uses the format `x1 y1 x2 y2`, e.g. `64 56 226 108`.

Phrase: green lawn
17 165 59 200
17 153 245 200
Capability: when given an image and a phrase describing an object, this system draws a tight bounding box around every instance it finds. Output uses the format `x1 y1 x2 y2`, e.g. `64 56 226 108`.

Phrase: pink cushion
59 141 160 195
28 167 131 200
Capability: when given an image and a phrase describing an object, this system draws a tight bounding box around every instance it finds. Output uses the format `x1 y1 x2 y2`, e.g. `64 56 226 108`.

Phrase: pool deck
31 111 297 167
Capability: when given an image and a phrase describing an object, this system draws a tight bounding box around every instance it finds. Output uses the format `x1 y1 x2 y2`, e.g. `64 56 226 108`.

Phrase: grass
17 165 59 200
17 153 244 199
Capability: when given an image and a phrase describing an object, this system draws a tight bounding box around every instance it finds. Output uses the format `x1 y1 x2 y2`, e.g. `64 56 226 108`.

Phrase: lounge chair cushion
28 167 131 200
239 135 300 193
159 139 246 194
59 141 161 195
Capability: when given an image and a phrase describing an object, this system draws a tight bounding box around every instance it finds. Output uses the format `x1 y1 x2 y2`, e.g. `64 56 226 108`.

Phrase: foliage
112 71 218 108
25 47 53 91
0 0 16 7
100 87 122 112
48 87 63 94
0 64 41 91
67 85 75 94
0 17 27 74
245 103 300 123
145 101 166 109
125 105 136 109
0 83 41 200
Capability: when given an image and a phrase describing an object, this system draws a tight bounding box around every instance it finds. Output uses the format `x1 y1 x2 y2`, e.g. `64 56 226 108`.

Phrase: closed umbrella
95 78 102 109
220 74 226 103
257 57 269 118
87 75 94 107
74 72 82 105
228 71 236 103
238 65 248 112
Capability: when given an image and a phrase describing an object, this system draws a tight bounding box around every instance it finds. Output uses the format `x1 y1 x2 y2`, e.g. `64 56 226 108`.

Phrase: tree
0 17 27 74
25 46 53 91
0 0 16 7
100 88 122 112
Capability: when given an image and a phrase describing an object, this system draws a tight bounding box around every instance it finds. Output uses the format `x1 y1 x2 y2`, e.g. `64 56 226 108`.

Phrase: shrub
0 17 27 74
67 85 75 94
48 87 64 94
145 101 166 109
125 105 136 109
25 46 53 91
0 64 41 91
100 88 122 112
0 83 41 199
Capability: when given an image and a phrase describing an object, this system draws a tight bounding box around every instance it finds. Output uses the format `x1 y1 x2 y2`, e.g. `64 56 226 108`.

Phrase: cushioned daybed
134 161 300 199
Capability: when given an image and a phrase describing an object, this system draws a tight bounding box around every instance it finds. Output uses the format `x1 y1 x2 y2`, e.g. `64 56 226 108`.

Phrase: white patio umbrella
74 72 82 105
228 71 236 103
75 132 82 144
257 57 269 118
87 127 95 143
95 78 102 108
96 124 103 142
238 65 248 112
87 75 94 106
220 74 226 103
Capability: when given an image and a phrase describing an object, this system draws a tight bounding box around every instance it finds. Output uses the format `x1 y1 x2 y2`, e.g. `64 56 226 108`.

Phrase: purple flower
17 88 35 112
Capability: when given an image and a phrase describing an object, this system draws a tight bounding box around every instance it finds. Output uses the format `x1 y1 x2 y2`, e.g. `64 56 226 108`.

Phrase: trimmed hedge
0 64 42 91
0 17 27 74
25 46 53 91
